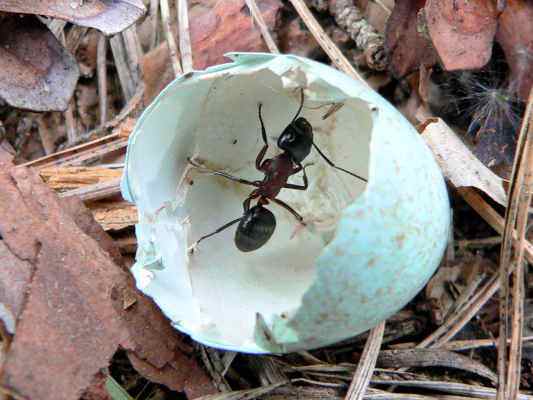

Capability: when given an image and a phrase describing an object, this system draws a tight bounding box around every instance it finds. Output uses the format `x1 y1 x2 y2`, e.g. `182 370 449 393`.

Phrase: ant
188 89 367 253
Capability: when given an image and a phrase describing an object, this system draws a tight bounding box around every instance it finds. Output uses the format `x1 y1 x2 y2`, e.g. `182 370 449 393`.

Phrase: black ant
188 89 367 252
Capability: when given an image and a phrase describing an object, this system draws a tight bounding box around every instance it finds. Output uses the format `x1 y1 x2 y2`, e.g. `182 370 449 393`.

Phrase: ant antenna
290 88 305 123
312 143 368 183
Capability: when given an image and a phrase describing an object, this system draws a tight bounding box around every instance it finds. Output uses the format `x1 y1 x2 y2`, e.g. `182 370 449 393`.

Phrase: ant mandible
188 89 367 252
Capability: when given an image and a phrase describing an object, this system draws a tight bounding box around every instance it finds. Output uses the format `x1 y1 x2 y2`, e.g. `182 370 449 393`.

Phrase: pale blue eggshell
122 53 450 353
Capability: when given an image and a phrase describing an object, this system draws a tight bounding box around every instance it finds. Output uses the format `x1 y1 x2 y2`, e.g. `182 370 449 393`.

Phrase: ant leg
284 163 309 190
312 143 368 183
256 103 268 170
188 157 260 187
270 198 305 224
194 217 242 246
191 192 259 248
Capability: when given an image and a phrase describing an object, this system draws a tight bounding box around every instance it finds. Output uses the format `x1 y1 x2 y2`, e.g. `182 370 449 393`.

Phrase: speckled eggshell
121 53 450 353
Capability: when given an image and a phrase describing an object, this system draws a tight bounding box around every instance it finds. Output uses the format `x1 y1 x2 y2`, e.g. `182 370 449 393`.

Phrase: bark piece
0 15 79 111
88 200 138 231
40 166 122 191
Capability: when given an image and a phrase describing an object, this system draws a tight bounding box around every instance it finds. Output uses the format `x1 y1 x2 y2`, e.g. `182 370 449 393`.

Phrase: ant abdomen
235 205 276 252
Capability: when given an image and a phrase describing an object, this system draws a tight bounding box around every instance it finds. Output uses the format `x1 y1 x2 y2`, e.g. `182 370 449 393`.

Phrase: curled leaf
425 0 498 70
0 0 145 35
0 15 79 111
421 118 507 206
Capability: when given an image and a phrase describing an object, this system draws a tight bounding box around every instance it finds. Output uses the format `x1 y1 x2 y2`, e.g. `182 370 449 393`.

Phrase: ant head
235 205 276 252
277 117 313 163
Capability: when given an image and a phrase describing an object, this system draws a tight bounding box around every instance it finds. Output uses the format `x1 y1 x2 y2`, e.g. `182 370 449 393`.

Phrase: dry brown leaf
384 0 438 78
0 15 79 111
0 151 215 400
424 0 498 70
0 0 145 35
421 118 507 206
495 0 533 101
0 241 33 335
60 196 124 266
142 0 282 103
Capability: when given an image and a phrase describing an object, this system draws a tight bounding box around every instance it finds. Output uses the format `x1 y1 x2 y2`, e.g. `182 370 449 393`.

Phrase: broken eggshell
121 53 450 353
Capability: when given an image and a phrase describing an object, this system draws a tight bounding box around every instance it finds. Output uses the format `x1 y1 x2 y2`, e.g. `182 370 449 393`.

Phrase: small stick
499 87 533 400
245 0 280 53
287 0 367 86
97 34 108 126
109 35 136 100
177 0 194 72
149 0 159 49
160 0 183 77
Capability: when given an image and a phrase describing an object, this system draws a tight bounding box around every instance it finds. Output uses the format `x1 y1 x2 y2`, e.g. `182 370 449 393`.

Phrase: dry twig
497 87 533 399
345 322 385 400
177 0 194 72
97 34 108 126
245 0 280 53
149 0 160 49
287 0 367 86
160 0 183 77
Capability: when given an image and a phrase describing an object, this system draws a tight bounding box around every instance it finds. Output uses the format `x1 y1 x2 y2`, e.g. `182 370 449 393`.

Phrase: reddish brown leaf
0 241 33 334
0 15 79 111
0 152 216 400
81 372 112 400
0 0 145 35
61 196 123 267
384 0 438 78
425 0 498 70
142 0 282 103
495 0 533 101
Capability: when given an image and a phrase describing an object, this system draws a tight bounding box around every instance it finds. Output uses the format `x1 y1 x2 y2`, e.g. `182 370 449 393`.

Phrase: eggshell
121 53 450 353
